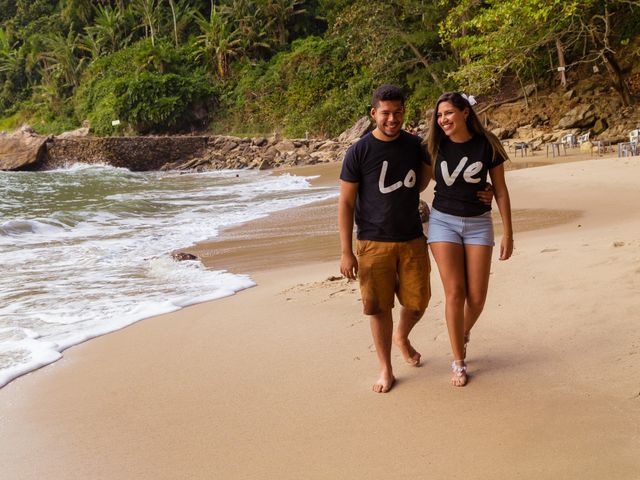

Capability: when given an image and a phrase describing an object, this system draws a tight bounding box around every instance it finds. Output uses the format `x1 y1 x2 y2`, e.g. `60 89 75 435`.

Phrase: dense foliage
0 0 638 136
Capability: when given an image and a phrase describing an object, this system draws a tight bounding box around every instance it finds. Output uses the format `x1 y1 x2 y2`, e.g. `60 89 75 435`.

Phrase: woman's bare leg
429 242 467 386
462 245 493 353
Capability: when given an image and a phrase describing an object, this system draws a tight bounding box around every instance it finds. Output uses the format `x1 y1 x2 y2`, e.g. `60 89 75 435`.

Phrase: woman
426 92 513 387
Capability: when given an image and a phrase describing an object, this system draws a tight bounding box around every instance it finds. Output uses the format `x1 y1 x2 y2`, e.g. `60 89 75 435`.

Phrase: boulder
274 139 296 153
56 127 90 139
524 83 537 97
337 116 372 144
531 113 550 127
258 159 273 170
0 126 49 171
580 141 593 153
556 104 596 129
491 127 511 140
592 118 609 136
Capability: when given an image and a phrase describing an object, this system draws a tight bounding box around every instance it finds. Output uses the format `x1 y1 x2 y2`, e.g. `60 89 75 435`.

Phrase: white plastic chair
561 133 577 148
577 132 590 145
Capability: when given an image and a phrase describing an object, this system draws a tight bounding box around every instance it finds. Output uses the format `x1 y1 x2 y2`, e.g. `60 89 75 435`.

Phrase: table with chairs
510 141 531 157
546 142 566 158
617 129 639 157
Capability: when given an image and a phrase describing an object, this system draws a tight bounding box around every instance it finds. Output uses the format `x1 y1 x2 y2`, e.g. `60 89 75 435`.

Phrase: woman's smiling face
437 101 471 142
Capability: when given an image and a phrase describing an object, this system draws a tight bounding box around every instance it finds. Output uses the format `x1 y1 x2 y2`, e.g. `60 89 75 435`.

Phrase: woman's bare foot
393 335 421 366
372 371 395 393
451 360 467 387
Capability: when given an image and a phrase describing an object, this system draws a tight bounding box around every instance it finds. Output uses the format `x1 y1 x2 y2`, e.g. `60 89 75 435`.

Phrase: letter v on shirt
440 157 483 186
378 160 417 194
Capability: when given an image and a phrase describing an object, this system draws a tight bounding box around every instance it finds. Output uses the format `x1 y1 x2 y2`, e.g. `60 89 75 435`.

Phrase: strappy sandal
451 360 468 387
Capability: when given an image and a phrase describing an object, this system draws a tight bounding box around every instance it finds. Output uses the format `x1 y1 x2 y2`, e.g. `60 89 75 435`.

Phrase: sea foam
0 166 337 388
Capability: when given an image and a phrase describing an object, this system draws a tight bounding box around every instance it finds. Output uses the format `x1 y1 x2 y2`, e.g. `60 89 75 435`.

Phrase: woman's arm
489 163 513 260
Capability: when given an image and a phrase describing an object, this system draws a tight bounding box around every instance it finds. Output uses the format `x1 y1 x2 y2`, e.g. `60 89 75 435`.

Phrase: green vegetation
0 0 638 137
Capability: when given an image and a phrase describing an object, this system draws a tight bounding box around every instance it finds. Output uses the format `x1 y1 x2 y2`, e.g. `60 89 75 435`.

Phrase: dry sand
1 151 639 479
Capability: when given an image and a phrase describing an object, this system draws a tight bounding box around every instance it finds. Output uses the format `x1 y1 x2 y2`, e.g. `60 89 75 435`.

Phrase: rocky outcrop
38 133 349 172
160 135 347 172
0 126 50 171
55 127 90 139
337 116 371 144
38 116 370 171
555 104 596 129
45 136 210 171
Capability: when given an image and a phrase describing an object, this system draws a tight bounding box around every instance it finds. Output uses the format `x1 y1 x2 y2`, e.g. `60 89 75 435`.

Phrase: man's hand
340 252 358 280
477 183 494 206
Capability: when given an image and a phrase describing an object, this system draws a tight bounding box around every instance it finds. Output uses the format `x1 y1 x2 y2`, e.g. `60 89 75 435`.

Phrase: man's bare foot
451 360 468 387
393 336 421 366
372 372 395 393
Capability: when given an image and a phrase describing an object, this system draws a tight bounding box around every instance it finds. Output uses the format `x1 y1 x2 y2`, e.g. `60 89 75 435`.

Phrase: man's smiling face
371 100 404 140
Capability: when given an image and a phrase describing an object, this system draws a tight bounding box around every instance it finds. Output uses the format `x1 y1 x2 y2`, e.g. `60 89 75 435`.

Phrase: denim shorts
427 208 494 246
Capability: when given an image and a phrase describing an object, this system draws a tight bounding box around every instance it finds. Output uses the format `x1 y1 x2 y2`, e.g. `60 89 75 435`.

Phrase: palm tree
84 3 131 54
59 0 95 29
220 0 273 58
78 29 102 60
37 31 86 90
132 0 159 47
0 29 20 75
262 0 306 46
193 7 242 79
167 0 195 47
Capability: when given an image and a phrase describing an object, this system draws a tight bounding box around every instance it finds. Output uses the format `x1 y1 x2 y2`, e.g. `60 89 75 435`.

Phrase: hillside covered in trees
0 0 639 138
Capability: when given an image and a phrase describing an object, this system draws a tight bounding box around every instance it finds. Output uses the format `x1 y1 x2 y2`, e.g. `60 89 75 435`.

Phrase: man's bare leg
370 309 395 392
393 307 424 366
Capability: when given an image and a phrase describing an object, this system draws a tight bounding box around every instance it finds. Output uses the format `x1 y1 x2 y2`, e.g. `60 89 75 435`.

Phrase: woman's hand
499 236 514 260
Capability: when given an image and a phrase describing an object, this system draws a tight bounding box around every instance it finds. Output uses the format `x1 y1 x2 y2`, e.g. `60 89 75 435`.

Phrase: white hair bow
461 93 477 106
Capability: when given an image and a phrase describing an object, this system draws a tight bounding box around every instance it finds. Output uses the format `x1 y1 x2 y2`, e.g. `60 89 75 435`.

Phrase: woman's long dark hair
426 92 508 167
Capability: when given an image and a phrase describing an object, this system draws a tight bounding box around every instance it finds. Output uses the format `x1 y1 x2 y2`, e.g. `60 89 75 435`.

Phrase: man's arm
338 180 359 280
477 183 494 205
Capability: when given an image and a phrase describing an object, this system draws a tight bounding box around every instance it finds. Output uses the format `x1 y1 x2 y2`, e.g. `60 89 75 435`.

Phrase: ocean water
0 164 338 388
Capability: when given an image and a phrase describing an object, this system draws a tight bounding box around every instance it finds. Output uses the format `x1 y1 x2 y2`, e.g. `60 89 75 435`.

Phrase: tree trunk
401 36 445 91
602 51 633 106
169 0 178 47
555 37 567 89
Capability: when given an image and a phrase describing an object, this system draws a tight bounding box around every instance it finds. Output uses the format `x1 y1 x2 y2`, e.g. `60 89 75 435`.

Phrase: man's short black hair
372 84 405 108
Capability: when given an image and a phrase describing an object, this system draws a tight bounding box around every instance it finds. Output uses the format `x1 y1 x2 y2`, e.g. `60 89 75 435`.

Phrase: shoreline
1 154 639 479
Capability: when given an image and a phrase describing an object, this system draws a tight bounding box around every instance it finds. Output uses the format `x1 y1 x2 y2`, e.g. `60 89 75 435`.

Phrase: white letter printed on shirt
379 160 402 193
441 157 482 186
403 169 416 188
463 161 483 183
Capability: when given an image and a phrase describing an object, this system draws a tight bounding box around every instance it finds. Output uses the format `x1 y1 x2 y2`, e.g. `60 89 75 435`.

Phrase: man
339 84 432 393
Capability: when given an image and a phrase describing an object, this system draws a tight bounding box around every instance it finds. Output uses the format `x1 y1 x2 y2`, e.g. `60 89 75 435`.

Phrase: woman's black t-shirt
432 135 506 217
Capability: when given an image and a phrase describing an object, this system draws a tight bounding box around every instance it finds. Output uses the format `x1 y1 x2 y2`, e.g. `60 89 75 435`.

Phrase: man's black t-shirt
432 135 506 217
340 131 430 241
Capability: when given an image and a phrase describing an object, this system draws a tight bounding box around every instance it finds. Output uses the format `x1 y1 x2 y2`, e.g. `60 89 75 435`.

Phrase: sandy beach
1 151 639 479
